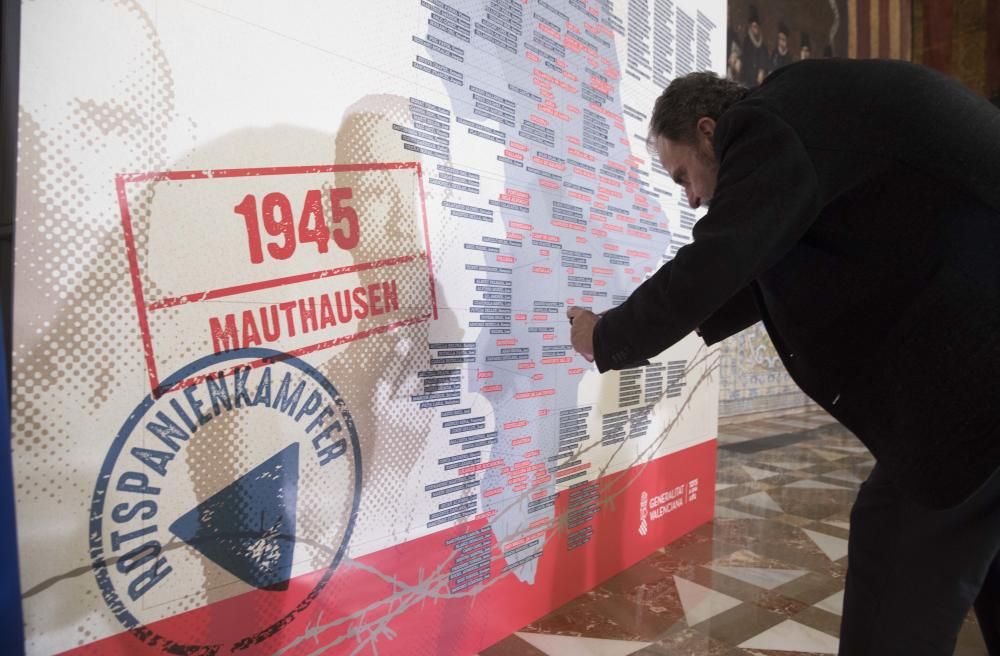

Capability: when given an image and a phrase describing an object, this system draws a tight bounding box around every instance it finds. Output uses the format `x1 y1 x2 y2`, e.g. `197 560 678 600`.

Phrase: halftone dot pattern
14 3 176 483
336 114 468 558
13 0 188 650
323 94 467 551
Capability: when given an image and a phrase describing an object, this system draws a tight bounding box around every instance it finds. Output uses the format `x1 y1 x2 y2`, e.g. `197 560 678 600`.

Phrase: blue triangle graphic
170 443 300 591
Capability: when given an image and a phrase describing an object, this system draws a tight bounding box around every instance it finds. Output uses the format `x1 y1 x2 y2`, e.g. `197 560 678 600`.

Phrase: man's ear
696 117 716 141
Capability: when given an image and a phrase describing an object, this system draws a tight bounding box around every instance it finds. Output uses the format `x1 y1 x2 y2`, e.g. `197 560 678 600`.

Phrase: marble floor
481 407 990 656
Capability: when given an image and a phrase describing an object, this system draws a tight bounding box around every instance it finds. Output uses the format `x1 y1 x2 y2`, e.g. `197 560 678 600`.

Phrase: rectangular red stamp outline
116 162 437 396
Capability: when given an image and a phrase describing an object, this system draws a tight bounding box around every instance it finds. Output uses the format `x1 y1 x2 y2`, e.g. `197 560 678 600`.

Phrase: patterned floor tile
493 409 991 655
801 529 849 562
515 633 651 655
634 625 751 655
733 491 784 514
715 505 764 520
480 633 549 656
819 469 864 484
813 589 844 616
674 575 743 625
820 519 851 531
522 586 670 641
740 465 783 481
738 619 839 654
764 487 858 520
823 445 871 454
801 521 848 542
783 479 851 490
768 460 816 471
718 432 762 447
791 605 844 639
690 602 788 646
775 572 844 607
748 589 812 618
770 513 818 529
809 450 850 462
706 564 808 589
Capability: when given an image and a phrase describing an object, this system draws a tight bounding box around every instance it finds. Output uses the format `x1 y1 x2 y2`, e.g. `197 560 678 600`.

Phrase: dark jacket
594 59 1000 508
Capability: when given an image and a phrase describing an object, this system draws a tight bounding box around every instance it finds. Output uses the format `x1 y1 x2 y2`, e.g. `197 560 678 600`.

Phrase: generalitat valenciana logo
639 490 649 536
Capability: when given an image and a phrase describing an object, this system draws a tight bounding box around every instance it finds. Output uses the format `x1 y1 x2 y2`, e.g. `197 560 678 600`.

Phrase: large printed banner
12 1 724 654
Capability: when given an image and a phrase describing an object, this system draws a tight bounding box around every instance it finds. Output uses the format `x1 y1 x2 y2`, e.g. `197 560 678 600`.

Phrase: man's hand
567 306 599 363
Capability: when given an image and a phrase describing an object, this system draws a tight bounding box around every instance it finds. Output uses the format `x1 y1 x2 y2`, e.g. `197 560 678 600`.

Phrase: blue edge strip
0 310 25 653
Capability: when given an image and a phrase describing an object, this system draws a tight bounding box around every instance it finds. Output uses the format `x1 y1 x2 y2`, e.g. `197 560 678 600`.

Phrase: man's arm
593 104 821 372
697 285 760 345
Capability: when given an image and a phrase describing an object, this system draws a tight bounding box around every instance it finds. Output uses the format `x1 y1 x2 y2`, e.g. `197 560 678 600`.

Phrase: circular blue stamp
89 347 362 651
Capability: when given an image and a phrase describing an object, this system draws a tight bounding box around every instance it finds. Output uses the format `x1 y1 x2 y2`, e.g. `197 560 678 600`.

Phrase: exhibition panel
11 1 723 653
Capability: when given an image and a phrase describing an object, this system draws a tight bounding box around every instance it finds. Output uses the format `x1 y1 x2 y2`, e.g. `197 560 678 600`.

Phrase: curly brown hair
648 72 749 145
